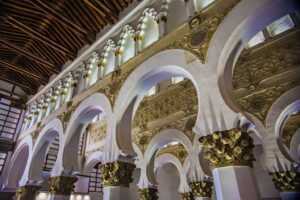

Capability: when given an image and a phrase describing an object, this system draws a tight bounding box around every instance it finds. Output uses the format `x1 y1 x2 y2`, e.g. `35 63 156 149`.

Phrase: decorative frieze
270 170 300 192
48 176 78 196
199 128 255 168
100 161 135 187
189 181 213 198
139 188 159 200
16 185 41 200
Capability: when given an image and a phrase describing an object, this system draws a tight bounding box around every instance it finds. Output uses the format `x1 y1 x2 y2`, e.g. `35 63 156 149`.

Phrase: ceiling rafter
0 0 135 95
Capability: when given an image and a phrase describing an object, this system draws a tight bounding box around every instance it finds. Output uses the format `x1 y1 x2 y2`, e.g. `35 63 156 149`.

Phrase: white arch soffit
6 135 32 187
27 118 64 181
144 129 192 186
144 128 193 163
266 86 300 163
82 151 103 175
58 93 112 175
155 154 190 193
207 0 300 112
290 128 300 163
114 49 202 156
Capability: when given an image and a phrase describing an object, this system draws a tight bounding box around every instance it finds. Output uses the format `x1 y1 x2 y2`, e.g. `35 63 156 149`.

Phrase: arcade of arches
0 0 300 200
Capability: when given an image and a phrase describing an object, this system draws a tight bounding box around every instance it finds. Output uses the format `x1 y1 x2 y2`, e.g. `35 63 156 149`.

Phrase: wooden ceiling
0 0 134 95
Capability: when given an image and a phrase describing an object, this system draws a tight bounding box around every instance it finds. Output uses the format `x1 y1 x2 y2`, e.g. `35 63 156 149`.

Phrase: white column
212 166 260 200
103 186 129 200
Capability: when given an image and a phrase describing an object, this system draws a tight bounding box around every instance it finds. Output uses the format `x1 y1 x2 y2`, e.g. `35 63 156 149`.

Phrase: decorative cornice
16 185 41 200
270 170 300 192
100 161 135 187
189 181 213 197
139 188 159 200
48 176 78 196
199 128 255 168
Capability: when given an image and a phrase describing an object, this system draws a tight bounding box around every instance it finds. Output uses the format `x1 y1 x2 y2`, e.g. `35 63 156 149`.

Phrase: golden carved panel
157 144 188 165
233 30 300 124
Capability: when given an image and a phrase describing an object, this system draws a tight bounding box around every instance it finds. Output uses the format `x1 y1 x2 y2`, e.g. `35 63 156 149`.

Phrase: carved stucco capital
100 160 135 187
199 128 255 168
48 176 78 196
16 185 41 200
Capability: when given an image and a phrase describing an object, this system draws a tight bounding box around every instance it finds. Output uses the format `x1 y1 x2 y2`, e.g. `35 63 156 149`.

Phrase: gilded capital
100 160 135 187
199 128 255 168
189 181 213 197
180 192 194 200
16 185 41 200
139 188 158 200
48 176 78 196
270 170 300 192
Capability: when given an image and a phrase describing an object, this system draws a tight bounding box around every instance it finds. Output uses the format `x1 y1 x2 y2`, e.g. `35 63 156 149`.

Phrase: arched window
267 14 294 37
137 8 159 51
117 25 135 65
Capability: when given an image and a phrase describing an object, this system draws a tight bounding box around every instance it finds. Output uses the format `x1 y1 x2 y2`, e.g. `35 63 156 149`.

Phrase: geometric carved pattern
157 144 188 165
233 33 300 125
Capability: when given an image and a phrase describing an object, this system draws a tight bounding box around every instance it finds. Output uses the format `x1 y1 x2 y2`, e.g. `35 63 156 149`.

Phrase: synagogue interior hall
0 0 299 200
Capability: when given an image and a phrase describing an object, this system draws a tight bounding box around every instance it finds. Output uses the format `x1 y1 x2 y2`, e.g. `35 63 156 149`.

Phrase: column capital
139 188 158 200
270 170 300 192
16 185 41 200
199 128 255 168
100 160 135 187
189 181 213 198
48 175 78 196
180 192 194 200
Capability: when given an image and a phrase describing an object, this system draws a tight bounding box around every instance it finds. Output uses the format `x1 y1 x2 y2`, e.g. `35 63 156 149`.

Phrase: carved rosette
189 181 213 197
180 192 194 200
16 185 41 200
139 188 158 200
199 128 255 168
99 161 135 187
48 176 78 196
270 170 300 192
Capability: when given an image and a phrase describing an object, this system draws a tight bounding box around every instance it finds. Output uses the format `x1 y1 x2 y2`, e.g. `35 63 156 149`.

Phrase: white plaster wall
253 145 280 200
157 163 180 200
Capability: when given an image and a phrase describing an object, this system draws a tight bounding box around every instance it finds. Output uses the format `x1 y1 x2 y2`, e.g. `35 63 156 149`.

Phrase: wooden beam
4 16 76 57
0 39 59 72
31 0 87 36
0 60 48 83
84 0 118 23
